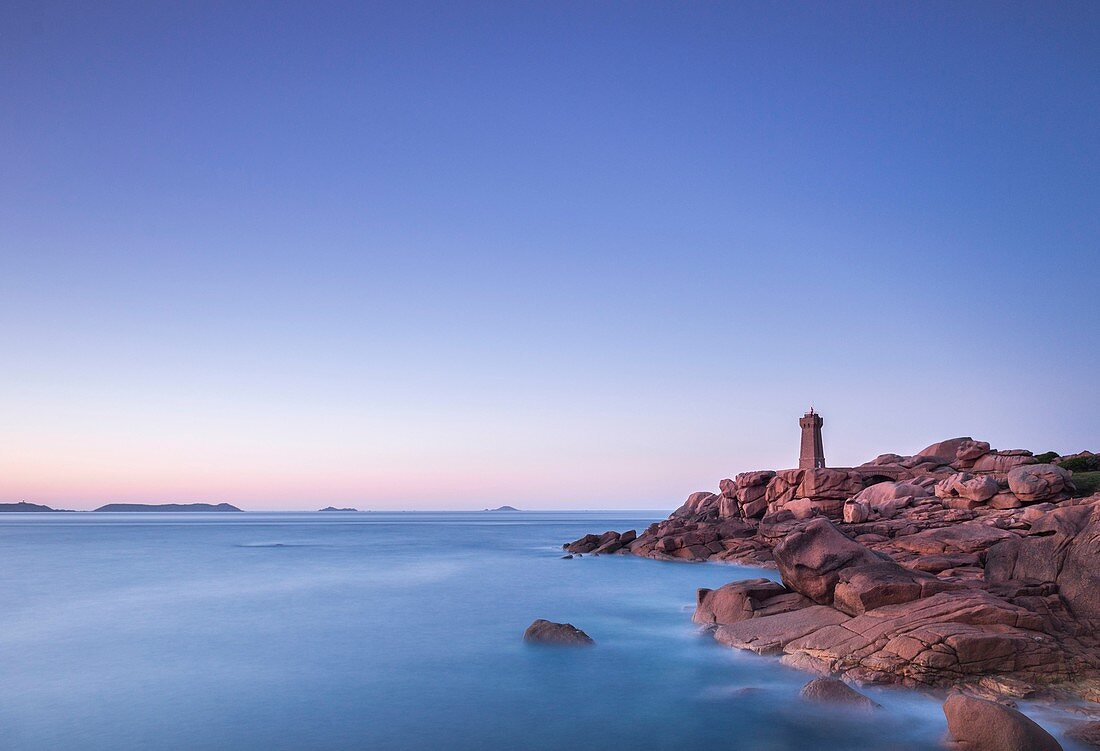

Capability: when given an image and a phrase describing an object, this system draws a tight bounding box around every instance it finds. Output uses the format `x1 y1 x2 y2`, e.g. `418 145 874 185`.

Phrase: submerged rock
798 677 879 710
523 619 594 646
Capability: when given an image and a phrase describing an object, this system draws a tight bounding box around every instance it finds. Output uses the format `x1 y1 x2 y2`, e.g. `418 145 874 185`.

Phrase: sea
0 511 1080 750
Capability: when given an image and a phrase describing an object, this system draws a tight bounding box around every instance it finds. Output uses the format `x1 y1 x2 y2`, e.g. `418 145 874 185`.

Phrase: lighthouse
798 408 826 469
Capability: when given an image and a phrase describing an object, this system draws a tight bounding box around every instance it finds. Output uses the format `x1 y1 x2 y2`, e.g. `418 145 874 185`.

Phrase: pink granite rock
781 590 1057 685
523 619 594 646
953 440 993 466
766 469 864 506
891 522 1014 556
772 518 887 604
935 473 1000 504
693 578 806 626
799 677 880 710
713 605 850 654
970 453 1037 473
843 499 870 524
917 437 977 462
943 693 1062 751
1007 463 1072 502
672 491 720 519
731 471 775 519
986 497 1100 620
855 481 930 505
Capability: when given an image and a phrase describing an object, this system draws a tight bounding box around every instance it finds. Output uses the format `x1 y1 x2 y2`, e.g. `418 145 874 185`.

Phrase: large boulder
848 480 931 520
693 578 807 626
1007 463 1073 502
917 437 978 463
970 452 1037 473
671 491 720 519
953 440 993 467
523 619 594 646
832 561 956 616
771 518 947 614
854 481 930 506
942 693 1062 751
935 473 1000 504
772 518 887 604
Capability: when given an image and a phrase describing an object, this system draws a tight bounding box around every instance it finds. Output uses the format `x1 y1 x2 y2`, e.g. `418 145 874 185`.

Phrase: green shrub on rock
1061 456 1100 473
1071 472 1100 497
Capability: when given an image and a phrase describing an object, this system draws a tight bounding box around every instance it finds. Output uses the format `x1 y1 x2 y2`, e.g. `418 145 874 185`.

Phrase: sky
1 2 1098 510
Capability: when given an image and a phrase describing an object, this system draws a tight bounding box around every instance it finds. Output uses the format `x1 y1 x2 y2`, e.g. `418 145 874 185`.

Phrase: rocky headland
564 438 1100 705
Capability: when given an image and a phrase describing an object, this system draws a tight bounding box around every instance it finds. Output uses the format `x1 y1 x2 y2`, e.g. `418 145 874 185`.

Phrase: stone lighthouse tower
798 408 826 469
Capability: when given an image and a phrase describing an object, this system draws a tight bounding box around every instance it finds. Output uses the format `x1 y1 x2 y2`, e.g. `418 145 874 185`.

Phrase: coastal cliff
565 439 1100 701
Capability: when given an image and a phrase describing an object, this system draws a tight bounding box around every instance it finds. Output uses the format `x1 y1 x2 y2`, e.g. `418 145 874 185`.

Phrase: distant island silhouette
93 503 243 512
484 505 520 512
319 506 359 512
0 501 73 512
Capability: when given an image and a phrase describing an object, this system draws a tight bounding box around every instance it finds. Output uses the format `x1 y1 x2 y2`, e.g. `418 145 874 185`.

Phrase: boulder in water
523 619 594 646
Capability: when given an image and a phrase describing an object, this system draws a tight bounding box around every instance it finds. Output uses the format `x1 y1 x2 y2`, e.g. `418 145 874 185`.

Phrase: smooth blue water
0 511 966 749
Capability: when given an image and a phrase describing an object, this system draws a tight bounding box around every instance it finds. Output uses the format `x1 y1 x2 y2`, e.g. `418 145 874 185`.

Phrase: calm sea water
0 511 977 749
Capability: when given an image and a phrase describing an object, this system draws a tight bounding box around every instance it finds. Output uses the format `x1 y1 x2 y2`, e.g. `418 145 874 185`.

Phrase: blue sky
1 2 1098 509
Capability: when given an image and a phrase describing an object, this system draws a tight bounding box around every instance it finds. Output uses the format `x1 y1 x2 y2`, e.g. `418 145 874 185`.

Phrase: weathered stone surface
523 619 594 645
917 437 978 463
799 677 880 710
970 453 1037 473
890 522 1014 556
843 499 870 524
863 452 906 467
563 533 601 553
693 578 805 626
832 561 956 616
772 518 887 605
564 529 635 554
672 491 720 519
936 473 1000 504
713 605 849 654
765 468 864 506
953 440 993 467
908 553 979 574
733 470 776 519
942 693 1063 751
988 493 1023 509
986 500 1100 620
781 590 1059 686
856 481 930 505
1007 463 1073 502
